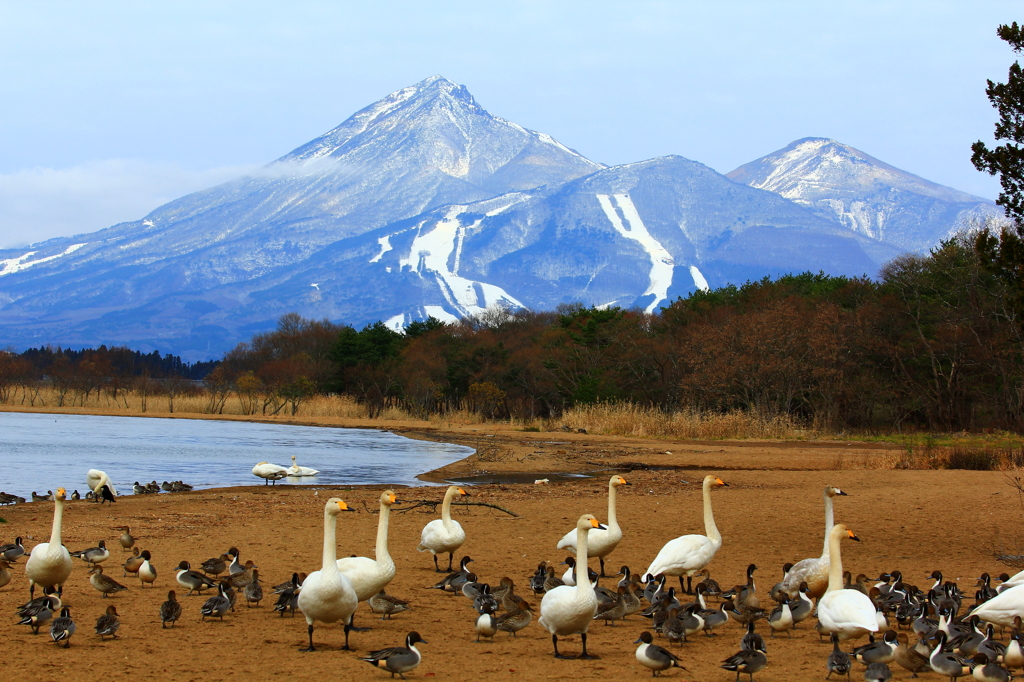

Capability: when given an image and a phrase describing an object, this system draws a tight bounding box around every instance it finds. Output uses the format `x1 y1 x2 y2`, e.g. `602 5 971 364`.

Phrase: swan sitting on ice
287 455 319 477
252 462 289 485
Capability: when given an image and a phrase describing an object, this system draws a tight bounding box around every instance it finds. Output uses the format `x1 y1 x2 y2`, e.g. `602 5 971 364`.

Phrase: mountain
0 83 992 360
727 137 1003 252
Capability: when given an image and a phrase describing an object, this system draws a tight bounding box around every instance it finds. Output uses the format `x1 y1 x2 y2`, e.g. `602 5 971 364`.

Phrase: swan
971 582 1024 627
817 524 878 640
780 485 848 599
25 488 73 598
336 490 397 603
297 498 359 651
417 486 469 572
538 514 606 659
86 470 117 498
287 454 319 477
644 475 729 593
252 462 288 485
556 474 630 577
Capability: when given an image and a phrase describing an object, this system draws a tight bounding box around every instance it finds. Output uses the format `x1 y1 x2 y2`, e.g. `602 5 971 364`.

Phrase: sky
0 1 1019 249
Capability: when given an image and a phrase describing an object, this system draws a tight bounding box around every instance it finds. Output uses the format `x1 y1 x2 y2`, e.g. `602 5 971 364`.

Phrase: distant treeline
2 234 1022 431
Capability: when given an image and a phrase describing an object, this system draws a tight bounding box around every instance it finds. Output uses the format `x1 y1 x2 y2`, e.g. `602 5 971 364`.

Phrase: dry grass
873 442 1024 471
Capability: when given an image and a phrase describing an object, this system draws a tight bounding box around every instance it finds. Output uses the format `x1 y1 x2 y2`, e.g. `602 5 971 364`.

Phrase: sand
0 412 1019 682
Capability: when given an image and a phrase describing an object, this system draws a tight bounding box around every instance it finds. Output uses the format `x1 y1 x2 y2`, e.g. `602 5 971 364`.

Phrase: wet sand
0 407 1016 681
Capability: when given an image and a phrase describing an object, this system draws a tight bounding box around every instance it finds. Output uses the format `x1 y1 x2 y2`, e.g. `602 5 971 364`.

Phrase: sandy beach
0 410 1017 681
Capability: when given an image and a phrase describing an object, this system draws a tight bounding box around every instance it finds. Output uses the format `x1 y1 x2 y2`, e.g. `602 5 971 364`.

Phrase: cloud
0 160 258 249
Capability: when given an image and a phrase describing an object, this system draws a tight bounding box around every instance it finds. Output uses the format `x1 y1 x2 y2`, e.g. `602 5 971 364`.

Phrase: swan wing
645 534 717 577
819 590 878 632
781 556 829 596
973 583 1024 626
418 519 464 553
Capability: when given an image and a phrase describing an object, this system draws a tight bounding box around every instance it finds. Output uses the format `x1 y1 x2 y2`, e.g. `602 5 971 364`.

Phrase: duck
123 547 143 576
370 590 411 620
287 454 319 476
119 527 135 552
69 490 80 501
635 631 686 677
89 565 128 597
360 631 427 680
791 582 814 625
476 604 498 642
721 647 768 682
18 594 58 633
817 524 879 641
930 632 972 681
0 536 26 562
417 486 469 573
854 630 898 665
497 595 534 635
161 590 182 627
252 461 289 485
337 490 398 614
768 598 795 638
781 485 847 599
201 583 232 621
538 514 606 659
893 631 931 677
865 662 893 682
175 560 216 595
556 474 630 577
31 491 50 502
827 633 853 680
49 606 75 647
644 475 729 594
0 560 11 589
95 605 120 640
86 469 117 498
200 553 230 576
138 551 157 587
1003 619 1024 670
243 569 263 607
297 498 359 651
227 547 243 575
25 488 73 598
74 540 110 566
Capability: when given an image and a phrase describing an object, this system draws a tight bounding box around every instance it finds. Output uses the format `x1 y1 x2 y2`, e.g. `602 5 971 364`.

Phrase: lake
0 412 474 498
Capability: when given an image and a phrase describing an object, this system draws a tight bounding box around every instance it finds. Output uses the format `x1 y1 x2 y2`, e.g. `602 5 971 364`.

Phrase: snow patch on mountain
369 235 392 263
596 194 674 312
0 243 86 277
689 265 710 291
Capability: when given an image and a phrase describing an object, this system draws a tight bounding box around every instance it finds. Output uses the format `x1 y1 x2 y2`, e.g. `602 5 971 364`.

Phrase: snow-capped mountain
727 137 1003 252
0 82 994 360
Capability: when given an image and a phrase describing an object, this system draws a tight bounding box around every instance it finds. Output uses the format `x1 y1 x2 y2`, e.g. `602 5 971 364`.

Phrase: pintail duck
370 589 411 619
827 633 853 680
89 565 128 597
865 662 892 682
594 586 629 625
69 490 80 501
175 560 216 595
769 563 794 603
200 553 230 576
243 569 263 607
227 547 243 575
741 620 767 654
728 599 766 625
73 540 110 566
31 491 52 502
224 560 257 589
0 560 11 588
700 599 731 636
160 590 182 628
543 565 565 593
1002 619 1024 670
201 583 232 621
118 527 135 552
791 581 814 625
634 631 686 677
695 568 723 600
972 653 1010 682
623 576 644 616
132 482 147 495
721 647 768 682
767 598 795 638
360 631 427 680
530 562 548 594
18 594 58 634
427 556 474 592
491 577 514 606
929 632 972 682
893 631 931 677
49 606 75 647
475 604 498 641
853 630 898 665
138 551 157 586
0 536 26 562
496 595 533 636
123 547 143 576
95 605 120 640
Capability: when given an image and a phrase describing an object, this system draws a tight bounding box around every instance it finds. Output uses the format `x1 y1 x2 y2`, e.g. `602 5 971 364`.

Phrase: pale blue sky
0 1 1018 247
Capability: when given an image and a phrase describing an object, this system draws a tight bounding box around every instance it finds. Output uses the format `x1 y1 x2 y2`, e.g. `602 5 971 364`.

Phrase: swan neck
575 525 594 598
822 490 835 558
376 501 393 568
441 487 456 528
702 478 720 543
607 482 619 530
322 506 339 574
48 497 65 551
826 525 843 593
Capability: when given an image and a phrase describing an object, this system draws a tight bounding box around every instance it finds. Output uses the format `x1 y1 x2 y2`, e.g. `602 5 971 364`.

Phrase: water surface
0 412 474 498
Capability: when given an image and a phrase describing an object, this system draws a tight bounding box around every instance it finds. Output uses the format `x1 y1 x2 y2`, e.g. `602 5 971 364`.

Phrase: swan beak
388 493 397 504
715 478 728 486
597 523 608 530
835 489 848 496
457 488 470 497
847 530 860 542
337 501 356 512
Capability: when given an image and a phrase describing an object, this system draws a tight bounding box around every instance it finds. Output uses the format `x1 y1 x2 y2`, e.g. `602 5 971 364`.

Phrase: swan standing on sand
418 486 469 572
644 475 729 594
287 455 319 477
252 462 288 485
539 514 606 659
86 470 117 498
817 524 878 640
556 475 630 577
25 488 73 598
780 485 848 599
337 490 397 619
298 498 359 651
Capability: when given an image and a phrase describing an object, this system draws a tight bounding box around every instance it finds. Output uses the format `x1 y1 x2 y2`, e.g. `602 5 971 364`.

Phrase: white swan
337 490 396 602
539 514 606 659
644 475 728 593
817 523 878 640
780 485 847 599
86 469 117 497
287 455 319 477
252 462 288 485
556 475 629 577
297 498 359 651
971 582 1024 627
25 487 73 598
417 486 468 572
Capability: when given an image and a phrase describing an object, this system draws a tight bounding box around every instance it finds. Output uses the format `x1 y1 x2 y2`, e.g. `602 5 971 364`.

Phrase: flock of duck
5 469 1024 681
